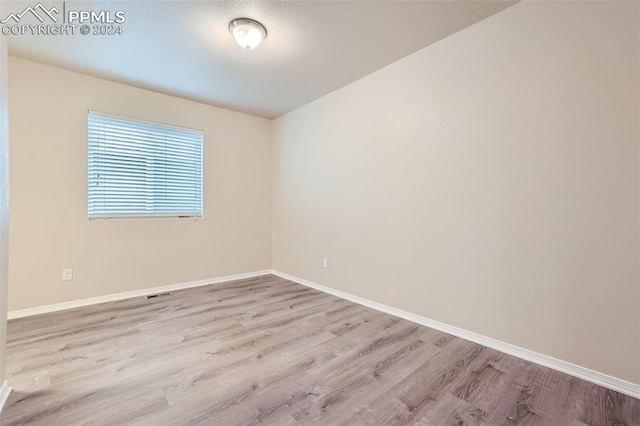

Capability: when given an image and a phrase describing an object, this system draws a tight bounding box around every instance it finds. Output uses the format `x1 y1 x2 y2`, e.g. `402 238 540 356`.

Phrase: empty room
0 0 638 424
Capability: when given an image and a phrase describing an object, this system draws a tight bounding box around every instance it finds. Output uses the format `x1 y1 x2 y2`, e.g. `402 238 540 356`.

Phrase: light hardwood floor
1 274 639 425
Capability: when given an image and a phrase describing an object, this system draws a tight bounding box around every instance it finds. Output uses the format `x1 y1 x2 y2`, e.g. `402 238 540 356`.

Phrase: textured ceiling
5 1 516 118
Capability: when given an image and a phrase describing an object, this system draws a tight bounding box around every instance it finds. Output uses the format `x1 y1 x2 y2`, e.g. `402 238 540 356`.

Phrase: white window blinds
88 112 203 219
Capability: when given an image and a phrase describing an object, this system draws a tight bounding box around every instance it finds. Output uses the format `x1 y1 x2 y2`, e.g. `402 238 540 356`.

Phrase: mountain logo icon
1 2 59 24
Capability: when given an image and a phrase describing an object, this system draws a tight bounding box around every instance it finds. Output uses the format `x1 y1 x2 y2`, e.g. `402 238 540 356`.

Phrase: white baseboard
270 269 640 400
8 270 271 320
0 380 10 412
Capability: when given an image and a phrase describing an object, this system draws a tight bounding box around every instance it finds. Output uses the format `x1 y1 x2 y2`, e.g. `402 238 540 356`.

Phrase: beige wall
272 1 640 384
0 3 9 386
8 57 272 311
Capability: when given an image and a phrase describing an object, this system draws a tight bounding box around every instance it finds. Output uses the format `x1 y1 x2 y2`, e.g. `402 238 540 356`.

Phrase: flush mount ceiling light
228 18 267 50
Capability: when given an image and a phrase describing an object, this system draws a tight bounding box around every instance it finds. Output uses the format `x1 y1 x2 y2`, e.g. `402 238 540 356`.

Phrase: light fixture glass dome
229 18 267 50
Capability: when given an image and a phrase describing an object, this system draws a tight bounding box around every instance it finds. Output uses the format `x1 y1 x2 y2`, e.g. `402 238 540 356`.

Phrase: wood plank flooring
1 274 639 425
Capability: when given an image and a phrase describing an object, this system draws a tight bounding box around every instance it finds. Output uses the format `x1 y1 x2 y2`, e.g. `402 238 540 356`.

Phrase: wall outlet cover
62 268 73 281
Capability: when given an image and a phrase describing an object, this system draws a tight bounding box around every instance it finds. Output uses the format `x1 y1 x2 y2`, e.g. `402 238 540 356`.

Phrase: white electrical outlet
322 258 328 268
62 268 73 281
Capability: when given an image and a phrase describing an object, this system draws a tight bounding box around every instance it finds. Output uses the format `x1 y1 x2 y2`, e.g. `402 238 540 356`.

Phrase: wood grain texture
1 274 638 425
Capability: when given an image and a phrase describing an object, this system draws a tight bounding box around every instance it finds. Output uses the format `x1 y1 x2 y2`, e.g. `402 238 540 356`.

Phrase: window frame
87 111 204 220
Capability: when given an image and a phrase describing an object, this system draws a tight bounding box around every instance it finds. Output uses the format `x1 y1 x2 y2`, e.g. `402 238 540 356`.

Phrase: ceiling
5 1 516 119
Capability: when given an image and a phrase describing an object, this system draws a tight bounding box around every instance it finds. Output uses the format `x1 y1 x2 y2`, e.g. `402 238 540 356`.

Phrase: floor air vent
146 292 173 299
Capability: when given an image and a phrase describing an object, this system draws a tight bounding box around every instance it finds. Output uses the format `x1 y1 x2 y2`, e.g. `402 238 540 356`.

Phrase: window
88 111 203 219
